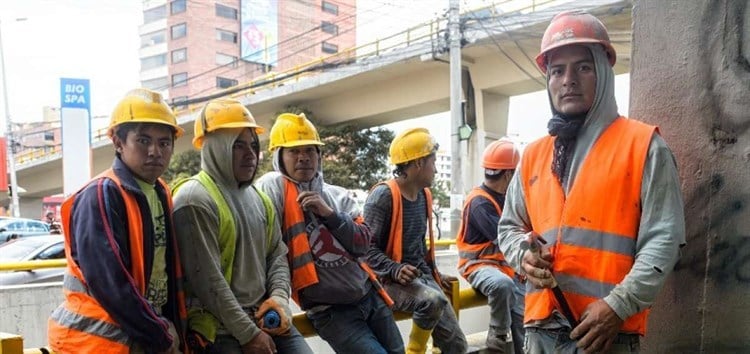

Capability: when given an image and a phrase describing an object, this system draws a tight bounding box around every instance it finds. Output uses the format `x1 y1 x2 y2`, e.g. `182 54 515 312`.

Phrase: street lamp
0 18 26 217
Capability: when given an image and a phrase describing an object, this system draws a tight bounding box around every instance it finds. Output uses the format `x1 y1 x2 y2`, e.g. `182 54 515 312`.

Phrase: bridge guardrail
14 0 563 166
2 239 490 353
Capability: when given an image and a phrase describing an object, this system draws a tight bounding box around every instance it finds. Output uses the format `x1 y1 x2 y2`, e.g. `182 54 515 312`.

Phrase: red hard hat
482 138 520 170
535 11 616 74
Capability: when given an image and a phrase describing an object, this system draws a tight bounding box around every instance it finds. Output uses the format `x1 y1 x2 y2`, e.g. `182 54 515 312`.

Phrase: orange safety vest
520 117 655 335
48 169 186 353
282 178 393 306
456 187 515 281
378 179 441 283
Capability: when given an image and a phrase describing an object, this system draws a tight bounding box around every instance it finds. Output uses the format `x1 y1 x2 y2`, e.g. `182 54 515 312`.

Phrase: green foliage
162 149 201 186
272 106 395 190
430 179 451 208
160 106 395 191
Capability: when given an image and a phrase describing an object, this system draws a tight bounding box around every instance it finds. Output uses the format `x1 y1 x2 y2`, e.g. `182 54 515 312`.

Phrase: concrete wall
631 1 750 352
0 283 63 348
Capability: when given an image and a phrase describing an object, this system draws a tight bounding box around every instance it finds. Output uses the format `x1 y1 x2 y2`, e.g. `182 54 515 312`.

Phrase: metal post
0 20 20 217
448 0 463 237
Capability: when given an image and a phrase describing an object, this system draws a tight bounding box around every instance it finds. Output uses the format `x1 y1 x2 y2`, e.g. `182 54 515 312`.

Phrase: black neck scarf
547 113 586 184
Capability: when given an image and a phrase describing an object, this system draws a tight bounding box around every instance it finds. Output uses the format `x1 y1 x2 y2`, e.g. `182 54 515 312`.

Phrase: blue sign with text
60 78 90 109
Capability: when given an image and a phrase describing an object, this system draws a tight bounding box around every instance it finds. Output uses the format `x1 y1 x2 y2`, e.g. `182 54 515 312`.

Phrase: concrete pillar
631 1 750 352
468 90 510 189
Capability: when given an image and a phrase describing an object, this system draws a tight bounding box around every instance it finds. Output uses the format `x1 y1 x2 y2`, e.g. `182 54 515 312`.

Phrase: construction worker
172 100 312 354
254 113 403 354
456 138 525 354
365 128 468 354
48 88 187 353
498 11 685 354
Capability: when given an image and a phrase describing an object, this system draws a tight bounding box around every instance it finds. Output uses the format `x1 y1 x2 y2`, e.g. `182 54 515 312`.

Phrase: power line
147 0 370 93
463 3 545 87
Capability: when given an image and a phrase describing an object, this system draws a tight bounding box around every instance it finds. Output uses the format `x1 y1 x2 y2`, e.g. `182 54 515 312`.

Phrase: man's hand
297 191 334 217
521 247 554 289
396 264 421 284
570 299 624 354
254 298 291 336
438 272 458 295
242 331 277 354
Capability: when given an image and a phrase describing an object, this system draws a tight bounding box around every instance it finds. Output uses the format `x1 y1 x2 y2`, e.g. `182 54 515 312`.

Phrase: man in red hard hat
456 138 525 354
498 11 685 353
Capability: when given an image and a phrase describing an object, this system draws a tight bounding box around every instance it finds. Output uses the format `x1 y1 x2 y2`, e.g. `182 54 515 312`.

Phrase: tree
430 179 450 209
160 106 395 191
272 106 394 190
162 149 201 186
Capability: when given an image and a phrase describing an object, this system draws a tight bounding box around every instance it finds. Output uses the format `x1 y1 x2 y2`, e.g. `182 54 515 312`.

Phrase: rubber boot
406 323 433 354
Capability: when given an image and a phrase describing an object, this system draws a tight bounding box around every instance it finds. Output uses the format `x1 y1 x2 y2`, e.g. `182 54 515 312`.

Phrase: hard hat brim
108 118 185 138
270 139 325 152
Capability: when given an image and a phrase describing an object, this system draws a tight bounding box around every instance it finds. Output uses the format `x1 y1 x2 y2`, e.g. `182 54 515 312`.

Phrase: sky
0 0 629 147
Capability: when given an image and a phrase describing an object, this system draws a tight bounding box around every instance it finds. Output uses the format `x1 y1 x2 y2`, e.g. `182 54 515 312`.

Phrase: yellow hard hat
389 128 438 165
268 113 324 152
107 88 184 138
193 99 265 149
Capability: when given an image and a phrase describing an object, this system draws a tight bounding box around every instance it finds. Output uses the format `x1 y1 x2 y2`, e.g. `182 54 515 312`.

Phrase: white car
0 235 65 286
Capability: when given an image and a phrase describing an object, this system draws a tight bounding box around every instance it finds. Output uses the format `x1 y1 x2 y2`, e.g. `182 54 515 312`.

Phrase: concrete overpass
10 0 632 217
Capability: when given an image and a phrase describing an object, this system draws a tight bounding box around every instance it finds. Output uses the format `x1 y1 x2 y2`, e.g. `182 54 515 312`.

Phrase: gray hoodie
498 44 686 328
255 148 372 311
173 128 290 344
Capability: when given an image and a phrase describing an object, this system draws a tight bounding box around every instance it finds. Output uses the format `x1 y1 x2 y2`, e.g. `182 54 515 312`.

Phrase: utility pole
0 19 21 217
448 0 463 237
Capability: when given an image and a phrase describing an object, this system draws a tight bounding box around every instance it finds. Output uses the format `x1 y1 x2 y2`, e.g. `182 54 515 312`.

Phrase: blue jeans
469 266 526 353
524 327 640 354
306 287 404 354
385 274 468 354
210 326 312 354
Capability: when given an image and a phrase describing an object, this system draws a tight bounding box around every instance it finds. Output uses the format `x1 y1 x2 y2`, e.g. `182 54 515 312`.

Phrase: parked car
0 218 51 244
0 235 65 286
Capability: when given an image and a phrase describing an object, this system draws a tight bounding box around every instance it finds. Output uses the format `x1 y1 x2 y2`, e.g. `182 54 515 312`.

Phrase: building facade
139 0 356 106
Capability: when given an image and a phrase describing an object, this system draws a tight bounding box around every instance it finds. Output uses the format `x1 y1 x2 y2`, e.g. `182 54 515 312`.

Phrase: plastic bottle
263 309 281 329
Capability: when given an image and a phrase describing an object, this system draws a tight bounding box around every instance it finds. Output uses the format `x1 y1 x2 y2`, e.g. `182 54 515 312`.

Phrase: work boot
406 322 433 354
486 327 511 354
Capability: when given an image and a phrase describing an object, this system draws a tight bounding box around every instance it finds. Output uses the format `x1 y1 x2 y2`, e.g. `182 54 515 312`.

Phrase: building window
172 72 188 87
172 48 187 63
321 41 338 54
216 77 238 89
171 96 188 109
216 53 238 68
144 5 167 24
321 21 338 35
142 77 169 91
141 54 167 70
170 0 186 14
171 23 187 39
44 131 55 141
216 3 238 20
216 29 238 43
140 30 166 48
322 1 338 15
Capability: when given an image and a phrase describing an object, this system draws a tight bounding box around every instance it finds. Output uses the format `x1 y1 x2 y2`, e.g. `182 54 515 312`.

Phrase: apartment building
139 0 356 105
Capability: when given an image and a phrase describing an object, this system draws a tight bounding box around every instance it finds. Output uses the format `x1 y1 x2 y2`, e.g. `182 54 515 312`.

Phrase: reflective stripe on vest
282 179 320 302
377 179 441 283
456 187 515 280
50 274 131 345
49 169 151 353
520 117 655 335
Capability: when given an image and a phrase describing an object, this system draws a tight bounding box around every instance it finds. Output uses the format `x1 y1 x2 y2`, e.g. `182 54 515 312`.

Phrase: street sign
60 78 90 109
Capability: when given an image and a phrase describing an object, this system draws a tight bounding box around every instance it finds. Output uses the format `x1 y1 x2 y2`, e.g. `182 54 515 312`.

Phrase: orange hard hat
535 10 616 74
482 138 519 170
